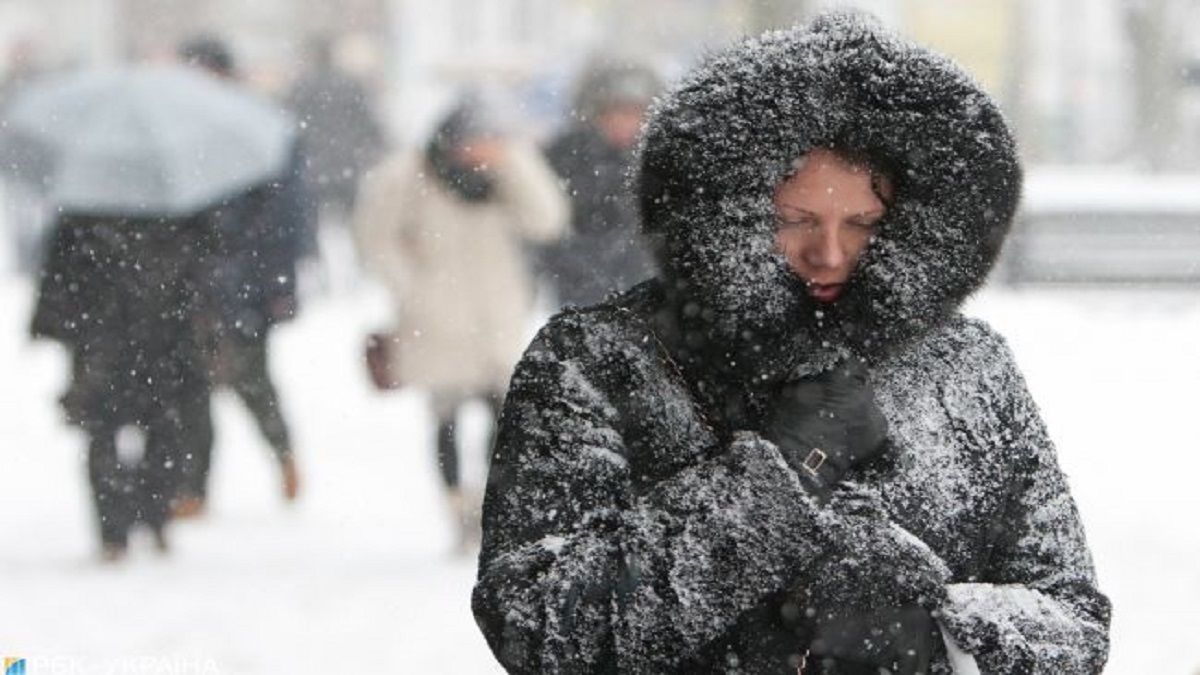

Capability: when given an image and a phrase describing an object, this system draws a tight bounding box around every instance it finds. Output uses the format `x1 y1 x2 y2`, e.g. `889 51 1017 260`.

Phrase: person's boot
446 488 472 556
280 455 301 502
99 537 128 563
170 494 206 519
150 525 170 555
464 489 483 549
446 488 483 556
100 543 127 563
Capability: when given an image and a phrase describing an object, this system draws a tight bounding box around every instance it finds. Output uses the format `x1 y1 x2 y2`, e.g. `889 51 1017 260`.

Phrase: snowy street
2 268 1198 674
0 274 502 674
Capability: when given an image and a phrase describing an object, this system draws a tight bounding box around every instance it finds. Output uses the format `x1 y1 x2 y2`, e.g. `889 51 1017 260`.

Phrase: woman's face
597 103 647 150
773 148 890 303
454 135 506 171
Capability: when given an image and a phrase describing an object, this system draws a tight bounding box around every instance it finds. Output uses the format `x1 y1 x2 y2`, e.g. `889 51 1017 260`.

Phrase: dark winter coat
473 13 1110 675
31 214 212 424
286 67 383 211
204 145 311 338
539 124 657 307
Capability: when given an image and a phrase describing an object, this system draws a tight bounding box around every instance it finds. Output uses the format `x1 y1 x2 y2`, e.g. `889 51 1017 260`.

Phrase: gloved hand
804 483 951 618
809 605 941 675
764 358 888 497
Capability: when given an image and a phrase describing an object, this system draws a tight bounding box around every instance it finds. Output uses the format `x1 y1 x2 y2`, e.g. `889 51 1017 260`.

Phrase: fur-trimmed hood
636 12 1021 377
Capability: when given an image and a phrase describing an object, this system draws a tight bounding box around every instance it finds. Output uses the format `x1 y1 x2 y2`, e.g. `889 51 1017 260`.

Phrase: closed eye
774 215 818 230
847 209 885 230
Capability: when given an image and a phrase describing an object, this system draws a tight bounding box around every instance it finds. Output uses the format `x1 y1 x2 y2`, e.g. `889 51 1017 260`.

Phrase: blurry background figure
31 214 211 561
5 59 297 562
538 58 661 308
173 36 310 518
286 35 385 293
353 93 566 554
0 39 51 277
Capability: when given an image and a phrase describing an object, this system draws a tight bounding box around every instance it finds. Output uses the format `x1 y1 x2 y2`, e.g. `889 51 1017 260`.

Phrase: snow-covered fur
473 13 1109 674
638 12 1021 378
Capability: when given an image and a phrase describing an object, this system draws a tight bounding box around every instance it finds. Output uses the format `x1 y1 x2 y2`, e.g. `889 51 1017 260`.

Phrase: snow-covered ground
1 254 1197 673
963 288 1200 675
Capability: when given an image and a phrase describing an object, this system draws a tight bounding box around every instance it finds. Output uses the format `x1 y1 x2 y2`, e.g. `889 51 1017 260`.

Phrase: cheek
775 230 797 260
844 230 874 262
775 231 809 274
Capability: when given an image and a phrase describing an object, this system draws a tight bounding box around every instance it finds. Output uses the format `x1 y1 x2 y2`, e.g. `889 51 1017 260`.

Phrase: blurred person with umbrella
538 59 662 308
353 93 567 553
170 36 310 518
6 61 296 561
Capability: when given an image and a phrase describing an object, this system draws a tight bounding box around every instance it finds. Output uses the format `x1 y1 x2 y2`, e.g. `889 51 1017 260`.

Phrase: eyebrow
850 209 886 220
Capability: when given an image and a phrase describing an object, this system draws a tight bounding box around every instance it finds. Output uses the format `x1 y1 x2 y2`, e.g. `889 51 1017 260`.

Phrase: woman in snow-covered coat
354 96 567 548
472 13 1110 675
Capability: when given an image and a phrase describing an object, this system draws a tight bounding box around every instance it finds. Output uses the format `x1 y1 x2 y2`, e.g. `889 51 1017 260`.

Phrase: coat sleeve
472 315 829 673
351 154 417 299
492 143 568 244
936 329 1111 674
243 146 309 316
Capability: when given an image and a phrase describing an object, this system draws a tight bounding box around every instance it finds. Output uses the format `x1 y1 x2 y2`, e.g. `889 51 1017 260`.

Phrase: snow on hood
635 11 1021 375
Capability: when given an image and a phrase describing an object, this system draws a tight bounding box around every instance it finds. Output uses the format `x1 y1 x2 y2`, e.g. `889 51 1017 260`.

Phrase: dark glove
802 484 951 619
764 358 888 497
810 605 941 675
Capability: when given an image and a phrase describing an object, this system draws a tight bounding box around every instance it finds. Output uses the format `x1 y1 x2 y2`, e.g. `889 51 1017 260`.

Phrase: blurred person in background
31 212 212 561
286 36 385 295
172 36 311 517
286 35 384 229
538 59 662 308
353 94 567 553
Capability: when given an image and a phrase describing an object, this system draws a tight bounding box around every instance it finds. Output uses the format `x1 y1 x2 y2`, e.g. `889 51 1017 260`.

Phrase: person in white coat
354 97 567 551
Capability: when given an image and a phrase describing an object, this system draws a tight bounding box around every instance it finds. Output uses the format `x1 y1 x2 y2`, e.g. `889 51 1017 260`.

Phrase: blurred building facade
0 0 1198 168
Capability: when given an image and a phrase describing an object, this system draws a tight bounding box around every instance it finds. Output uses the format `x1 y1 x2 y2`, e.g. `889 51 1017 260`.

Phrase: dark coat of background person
286 41 384 216
540 124 656 307
472 14 1110 674
204 145 310 342
31 213 212 545
178 145 313 500
538 62 660 308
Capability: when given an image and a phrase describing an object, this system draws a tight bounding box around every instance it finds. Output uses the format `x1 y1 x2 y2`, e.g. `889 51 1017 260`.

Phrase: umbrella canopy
0 64 296 217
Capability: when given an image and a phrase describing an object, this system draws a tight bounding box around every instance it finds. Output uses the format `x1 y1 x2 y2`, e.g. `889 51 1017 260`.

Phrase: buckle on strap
801 448 827 477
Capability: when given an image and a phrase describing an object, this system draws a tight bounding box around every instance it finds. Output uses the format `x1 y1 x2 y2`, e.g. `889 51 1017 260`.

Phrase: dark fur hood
635 12 1021 377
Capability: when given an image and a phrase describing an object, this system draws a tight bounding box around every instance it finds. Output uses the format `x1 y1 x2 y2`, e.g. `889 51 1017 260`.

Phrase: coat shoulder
532 282 662 362
513 282 670 414
906 314 1019 381
896 314 1043 463
886 314 1032 441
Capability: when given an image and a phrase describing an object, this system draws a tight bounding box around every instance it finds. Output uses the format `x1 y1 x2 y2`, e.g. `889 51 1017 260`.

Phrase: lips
806 282 844 303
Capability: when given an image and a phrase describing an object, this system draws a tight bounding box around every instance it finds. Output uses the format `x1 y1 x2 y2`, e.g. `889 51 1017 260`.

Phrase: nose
802 224 846 271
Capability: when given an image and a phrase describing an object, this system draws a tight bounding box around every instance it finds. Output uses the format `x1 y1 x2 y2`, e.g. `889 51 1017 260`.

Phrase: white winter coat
353 144 567 395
